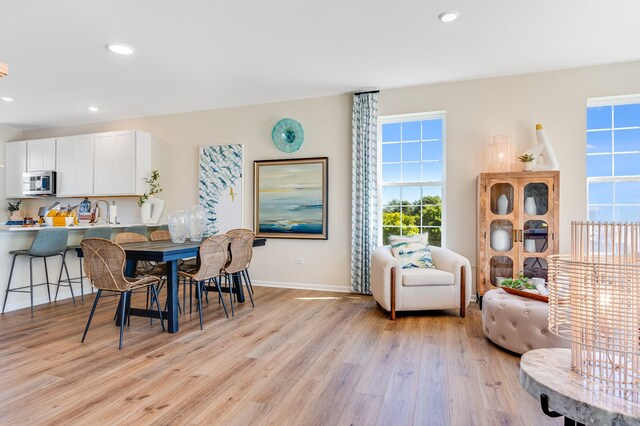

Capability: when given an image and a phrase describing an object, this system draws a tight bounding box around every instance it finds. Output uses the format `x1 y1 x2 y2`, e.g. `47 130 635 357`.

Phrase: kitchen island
0 223 162 313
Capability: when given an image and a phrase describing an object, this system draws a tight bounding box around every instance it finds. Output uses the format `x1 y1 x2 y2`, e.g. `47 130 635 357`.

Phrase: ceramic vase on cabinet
491 228 511 251
497 194 508 215
524 197 537 215
168 210 188 243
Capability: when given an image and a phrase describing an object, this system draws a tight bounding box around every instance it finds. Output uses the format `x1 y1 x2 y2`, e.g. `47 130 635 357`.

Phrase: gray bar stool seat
57 226 112 303
2 228 72 317
125 225 148 237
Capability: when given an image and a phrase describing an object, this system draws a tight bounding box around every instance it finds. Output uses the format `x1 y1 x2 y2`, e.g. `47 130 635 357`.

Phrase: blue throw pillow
388 234 435 269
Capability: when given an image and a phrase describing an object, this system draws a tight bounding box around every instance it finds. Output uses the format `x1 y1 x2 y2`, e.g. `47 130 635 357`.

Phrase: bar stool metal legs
2 252 73 318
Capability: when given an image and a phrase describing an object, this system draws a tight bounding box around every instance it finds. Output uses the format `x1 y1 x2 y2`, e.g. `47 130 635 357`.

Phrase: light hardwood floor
0 287 560 425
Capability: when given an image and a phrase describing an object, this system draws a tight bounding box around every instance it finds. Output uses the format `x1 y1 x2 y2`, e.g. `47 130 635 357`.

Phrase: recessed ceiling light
438 10 460 23
1 96 14 102
88 106 99 112
107 43 135 55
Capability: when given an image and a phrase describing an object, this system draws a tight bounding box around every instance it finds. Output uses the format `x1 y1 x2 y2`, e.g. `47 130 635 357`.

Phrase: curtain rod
354 89 380 96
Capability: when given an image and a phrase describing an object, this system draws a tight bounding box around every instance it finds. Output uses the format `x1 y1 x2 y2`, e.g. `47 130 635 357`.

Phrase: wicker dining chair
115 232 163 275
80 238 164 349
150 230 171 241
177 234 230 329
57 226 112 304
226 228 256 295
223 230 256 316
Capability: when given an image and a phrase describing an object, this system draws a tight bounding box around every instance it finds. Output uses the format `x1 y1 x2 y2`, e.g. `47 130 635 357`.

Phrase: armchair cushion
401 268 454 286
388 234 434 269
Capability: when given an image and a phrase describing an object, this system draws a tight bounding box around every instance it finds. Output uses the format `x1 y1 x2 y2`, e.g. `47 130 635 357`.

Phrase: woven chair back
191 234 230 282
80 238 112 281
115 232 148 244
81 238 133 292
150 230 171 241
225 231 255 274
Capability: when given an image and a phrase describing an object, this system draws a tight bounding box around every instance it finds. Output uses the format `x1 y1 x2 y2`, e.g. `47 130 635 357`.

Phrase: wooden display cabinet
476 171 560 299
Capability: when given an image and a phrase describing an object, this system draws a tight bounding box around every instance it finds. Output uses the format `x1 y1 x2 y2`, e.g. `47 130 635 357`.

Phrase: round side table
519 348 640 425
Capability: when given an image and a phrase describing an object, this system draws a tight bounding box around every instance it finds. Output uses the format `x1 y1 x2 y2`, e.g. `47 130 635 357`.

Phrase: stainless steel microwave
22 171 57 196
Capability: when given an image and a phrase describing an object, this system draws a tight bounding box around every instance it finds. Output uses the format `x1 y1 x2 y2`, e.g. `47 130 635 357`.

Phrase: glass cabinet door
490 256 513 286
490 183 514 215
523 182 549 216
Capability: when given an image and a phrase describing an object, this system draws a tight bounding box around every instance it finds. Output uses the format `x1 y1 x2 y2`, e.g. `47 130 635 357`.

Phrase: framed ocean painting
254 157 328 239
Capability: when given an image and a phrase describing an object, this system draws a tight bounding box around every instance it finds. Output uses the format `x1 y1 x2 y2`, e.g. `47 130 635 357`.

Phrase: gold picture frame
254 157 328 239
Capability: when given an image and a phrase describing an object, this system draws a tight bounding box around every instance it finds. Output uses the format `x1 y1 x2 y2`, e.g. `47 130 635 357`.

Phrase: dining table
77 236 266 333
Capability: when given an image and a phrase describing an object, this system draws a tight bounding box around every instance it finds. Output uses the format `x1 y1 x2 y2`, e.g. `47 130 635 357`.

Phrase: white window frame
586 94 640 222
377 111 447 247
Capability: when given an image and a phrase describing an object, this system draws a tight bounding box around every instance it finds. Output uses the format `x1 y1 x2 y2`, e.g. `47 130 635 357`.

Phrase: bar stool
125 225 148 237
57 226 112 304
2 228 72 317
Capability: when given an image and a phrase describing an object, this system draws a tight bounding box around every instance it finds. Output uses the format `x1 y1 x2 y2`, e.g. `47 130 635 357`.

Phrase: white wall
22 60 640 293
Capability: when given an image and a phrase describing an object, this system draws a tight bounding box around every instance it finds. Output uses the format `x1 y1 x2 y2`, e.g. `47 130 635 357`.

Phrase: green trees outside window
382 194 442 246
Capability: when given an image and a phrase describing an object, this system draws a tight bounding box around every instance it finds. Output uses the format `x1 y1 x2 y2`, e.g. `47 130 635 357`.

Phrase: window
587 96 640 222
378 112 445 246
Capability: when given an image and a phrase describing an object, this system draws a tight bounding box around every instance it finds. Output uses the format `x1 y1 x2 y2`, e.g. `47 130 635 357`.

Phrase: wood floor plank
0 287 563 425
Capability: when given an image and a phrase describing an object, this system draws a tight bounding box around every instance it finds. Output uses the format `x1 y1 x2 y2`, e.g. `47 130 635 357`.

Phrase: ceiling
1 1 639 130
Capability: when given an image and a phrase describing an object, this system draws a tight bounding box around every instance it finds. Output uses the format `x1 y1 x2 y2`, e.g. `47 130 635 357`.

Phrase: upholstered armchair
370 245 472 319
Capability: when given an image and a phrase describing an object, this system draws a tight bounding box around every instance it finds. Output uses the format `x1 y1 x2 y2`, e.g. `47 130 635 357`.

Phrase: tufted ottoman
482 288 569 355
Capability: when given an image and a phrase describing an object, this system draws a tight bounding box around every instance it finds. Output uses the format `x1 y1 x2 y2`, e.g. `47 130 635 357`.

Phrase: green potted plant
138 170 163 206
7 200 22 221
517 153 536 171
139 170 165 224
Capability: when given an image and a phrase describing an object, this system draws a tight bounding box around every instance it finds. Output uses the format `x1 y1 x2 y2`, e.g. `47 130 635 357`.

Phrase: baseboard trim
252 280 352 293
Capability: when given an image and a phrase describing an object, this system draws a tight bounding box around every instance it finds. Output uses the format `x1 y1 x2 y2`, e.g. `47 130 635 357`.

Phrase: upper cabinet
56 134 94 197
4 130 151 198
27 138 56 171
4 141 27 198
93 130 151 196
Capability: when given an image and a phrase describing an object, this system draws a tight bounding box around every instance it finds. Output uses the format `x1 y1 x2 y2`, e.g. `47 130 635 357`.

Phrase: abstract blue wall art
199 144 244 235
254 157 328 239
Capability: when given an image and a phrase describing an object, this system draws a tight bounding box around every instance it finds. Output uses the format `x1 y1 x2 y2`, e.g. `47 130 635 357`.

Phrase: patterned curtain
351 91 379 294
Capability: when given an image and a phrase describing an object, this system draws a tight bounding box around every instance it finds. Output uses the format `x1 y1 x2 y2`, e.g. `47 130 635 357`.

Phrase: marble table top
520 348 640 425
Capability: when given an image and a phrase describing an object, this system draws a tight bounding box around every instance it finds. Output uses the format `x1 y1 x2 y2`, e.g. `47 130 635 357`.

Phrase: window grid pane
380 115 444 245
587 101 640 222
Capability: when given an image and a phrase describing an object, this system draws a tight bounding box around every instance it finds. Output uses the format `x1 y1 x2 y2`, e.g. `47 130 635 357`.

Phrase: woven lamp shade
548 221 640 399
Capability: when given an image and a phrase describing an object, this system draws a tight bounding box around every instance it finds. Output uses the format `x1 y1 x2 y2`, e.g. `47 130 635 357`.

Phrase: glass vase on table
168 210 188 243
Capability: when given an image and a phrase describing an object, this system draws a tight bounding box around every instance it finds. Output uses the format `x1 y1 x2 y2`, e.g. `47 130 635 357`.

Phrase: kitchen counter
0 223 163 232
0 222 164 313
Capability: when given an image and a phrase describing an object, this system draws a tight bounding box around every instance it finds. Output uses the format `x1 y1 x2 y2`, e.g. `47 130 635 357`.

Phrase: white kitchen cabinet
56 134 94 196
93 130 151 196
4 141 27 198
27 138 56 171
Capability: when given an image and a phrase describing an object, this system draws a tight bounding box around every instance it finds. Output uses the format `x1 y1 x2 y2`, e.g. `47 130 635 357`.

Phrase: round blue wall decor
271 118 304 153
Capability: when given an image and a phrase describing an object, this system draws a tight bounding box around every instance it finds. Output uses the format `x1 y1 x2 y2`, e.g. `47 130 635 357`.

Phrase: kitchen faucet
94 200 110 224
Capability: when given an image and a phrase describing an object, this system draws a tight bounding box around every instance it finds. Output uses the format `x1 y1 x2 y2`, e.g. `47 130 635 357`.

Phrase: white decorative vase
497 194 508 215
524 239 536 252
9 210 23 221
522 161 533 171
141 196 165 224
491 228 510 251
524 197 537 216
